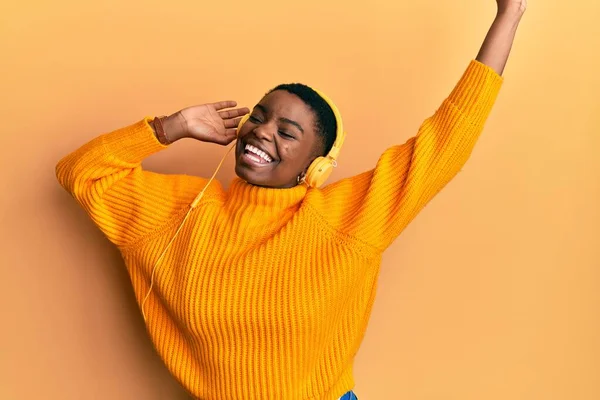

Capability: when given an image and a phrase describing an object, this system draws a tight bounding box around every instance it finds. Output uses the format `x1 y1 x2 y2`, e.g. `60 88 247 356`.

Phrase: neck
226 177 308 210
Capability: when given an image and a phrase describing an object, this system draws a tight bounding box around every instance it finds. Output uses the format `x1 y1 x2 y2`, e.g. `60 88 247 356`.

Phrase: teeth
245 144 272 163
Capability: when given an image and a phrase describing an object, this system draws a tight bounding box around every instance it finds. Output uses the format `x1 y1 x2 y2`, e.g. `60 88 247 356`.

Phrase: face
235 90 323 188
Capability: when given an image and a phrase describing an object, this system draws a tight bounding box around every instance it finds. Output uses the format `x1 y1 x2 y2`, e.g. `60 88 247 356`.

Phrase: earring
297 173 305 185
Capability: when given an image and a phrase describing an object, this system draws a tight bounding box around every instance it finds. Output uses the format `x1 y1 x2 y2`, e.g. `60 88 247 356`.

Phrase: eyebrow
255 104 304 134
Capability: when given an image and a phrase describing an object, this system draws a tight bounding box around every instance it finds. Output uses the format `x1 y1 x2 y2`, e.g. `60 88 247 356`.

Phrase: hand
496 0 527 17
170 101 249 145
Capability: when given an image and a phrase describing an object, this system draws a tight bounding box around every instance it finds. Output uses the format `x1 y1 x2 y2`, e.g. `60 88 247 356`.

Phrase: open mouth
243 143 274 165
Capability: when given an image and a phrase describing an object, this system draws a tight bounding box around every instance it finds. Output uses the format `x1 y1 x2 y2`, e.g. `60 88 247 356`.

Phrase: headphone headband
311 87 346 161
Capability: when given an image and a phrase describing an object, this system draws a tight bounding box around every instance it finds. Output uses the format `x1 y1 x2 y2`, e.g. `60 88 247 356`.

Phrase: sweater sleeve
317 60 504 251
56 117 206 248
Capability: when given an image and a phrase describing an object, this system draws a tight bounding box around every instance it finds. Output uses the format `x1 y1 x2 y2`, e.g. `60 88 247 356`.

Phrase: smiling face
235 90 324 188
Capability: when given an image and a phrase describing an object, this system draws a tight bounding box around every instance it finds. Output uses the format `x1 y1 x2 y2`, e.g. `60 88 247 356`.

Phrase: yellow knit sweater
56 60 503 400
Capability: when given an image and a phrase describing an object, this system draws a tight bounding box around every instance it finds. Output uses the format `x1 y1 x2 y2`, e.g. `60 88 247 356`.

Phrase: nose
253 122 274 142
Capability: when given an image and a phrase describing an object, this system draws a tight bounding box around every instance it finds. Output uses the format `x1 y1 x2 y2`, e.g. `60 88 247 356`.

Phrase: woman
56 1 526 398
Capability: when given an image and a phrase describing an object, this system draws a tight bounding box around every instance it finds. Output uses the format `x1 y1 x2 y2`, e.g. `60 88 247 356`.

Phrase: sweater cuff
101 116 168 163
447 60 504 125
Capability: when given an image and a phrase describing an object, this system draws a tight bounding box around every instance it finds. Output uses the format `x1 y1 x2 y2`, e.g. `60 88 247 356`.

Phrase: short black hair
268 83 337 156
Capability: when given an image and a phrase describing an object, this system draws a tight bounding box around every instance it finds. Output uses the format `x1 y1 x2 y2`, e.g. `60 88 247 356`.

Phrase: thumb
215 131 237 146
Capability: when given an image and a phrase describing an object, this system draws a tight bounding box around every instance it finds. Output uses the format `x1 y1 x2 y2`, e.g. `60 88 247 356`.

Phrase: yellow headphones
237 87 346 188
141 88 345 321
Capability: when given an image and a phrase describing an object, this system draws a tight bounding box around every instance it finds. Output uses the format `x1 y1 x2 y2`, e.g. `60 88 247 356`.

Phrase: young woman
56 1 526 398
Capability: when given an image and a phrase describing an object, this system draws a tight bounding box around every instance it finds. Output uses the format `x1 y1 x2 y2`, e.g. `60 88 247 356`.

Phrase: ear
314 136 328 158
304 155 318 175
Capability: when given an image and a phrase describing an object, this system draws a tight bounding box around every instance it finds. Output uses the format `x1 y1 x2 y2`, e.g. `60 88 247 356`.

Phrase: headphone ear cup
237 114 250 137
305 157 334 188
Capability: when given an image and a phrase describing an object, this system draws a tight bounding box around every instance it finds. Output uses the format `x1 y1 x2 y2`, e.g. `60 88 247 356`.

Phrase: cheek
238 125 251 138
278 141 312 167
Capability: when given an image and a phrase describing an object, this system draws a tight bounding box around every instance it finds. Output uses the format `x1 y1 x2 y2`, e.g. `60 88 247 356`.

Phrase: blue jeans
339 390 358 400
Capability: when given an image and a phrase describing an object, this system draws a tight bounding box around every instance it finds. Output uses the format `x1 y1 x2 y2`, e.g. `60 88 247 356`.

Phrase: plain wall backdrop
1 0 598 399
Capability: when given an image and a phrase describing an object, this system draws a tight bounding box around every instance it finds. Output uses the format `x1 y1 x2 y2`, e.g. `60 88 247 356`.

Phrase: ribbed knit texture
56 60 503 400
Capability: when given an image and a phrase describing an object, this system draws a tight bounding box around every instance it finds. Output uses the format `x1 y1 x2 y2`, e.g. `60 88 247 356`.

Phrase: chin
234 163 294 189
234 162 270 187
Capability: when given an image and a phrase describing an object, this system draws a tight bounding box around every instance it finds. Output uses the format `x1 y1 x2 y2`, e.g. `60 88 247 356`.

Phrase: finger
210 101 237 111
219 107 250 120
211 133 235 145
223 116 244 129
224 128 239 138
214 133 236 146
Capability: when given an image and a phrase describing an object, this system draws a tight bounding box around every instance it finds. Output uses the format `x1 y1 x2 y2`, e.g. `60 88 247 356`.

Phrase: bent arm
56 117 205 248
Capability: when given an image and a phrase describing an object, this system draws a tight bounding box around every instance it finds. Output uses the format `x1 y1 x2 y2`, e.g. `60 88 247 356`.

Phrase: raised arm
476 0 527 75
315 1 526 252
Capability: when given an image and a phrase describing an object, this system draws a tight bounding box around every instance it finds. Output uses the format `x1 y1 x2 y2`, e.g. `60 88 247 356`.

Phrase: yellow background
1 0 598 398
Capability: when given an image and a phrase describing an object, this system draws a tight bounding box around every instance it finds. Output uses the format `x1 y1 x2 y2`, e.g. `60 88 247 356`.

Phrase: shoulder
302 175 380 256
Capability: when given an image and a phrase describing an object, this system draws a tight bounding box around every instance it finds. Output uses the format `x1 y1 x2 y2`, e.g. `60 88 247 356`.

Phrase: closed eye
278 131 295 140
249 115 262 123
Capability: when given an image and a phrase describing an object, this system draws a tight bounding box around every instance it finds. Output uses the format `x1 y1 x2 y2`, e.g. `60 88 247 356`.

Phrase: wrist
496 9 525 25
163 112 189 142
150 112 188 144
491 13 522 37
